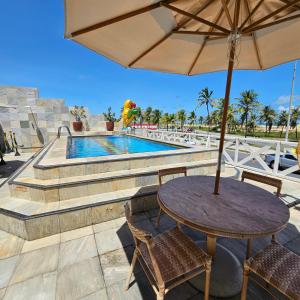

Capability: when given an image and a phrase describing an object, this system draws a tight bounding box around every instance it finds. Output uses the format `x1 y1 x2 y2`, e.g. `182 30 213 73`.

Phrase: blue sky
0 0 299 117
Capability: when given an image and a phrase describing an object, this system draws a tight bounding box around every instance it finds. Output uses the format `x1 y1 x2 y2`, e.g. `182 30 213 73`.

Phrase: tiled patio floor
0 167 299 300
0 205 299 300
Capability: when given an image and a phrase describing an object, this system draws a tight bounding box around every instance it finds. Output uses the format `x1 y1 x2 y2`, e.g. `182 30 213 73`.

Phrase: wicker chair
241 241 300 300
124 203 212 300
156 167 187 228
241 170 283 258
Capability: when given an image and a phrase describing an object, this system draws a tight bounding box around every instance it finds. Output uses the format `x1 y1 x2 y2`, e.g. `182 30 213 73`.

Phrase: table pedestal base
189 241 243 298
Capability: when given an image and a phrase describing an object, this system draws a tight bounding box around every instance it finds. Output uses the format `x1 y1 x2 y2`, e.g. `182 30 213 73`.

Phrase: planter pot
106 121 114 131
72 121 83 132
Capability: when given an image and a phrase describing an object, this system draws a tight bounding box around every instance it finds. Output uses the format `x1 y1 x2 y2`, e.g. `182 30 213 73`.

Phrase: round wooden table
157 176 290 297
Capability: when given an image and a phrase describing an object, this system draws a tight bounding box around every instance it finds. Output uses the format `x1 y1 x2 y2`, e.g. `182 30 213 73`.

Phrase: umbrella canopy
65 0 300 74
65 0 300 193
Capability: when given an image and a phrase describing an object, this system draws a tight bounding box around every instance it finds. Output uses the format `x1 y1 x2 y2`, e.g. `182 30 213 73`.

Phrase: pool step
9 159 218 202
0 185 158 240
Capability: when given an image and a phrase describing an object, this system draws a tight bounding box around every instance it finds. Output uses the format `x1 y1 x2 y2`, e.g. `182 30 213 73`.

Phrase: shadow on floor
0 160 25 178
116 184 299 300
117 212 289 299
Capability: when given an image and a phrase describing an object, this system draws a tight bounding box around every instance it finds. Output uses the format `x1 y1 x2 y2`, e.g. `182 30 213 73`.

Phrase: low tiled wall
0 191 158 240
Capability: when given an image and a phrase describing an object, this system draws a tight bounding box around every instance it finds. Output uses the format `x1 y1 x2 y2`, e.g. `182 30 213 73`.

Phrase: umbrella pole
213 39 237 195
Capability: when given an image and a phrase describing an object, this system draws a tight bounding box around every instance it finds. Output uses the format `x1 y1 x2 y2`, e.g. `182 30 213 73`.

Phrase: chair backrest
241 171 282 197
124 203 152 244
158 166 187 185
124 203 164 284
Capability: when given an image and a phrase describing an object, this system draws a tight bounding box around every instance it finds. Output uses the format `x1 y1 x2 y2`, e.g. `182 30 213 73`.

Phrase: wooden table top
157 176 290 239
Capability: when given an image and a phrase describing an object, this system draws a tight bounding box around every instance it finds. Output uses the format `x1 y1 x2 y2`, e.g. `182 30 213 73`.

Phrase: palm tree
197 88 213 131
212 98 237 133
151 109 162 129
227 104 238 133
210 110 220 128
188 111 197 128
169 113 176 130
135 107 143 125
291 107 300 138
260 106 276 135
277 110 288 137
161 113 169 130
198 116 204 127
143 107 152 128
237 90 260 137
248 114 258 136
177 109 186 131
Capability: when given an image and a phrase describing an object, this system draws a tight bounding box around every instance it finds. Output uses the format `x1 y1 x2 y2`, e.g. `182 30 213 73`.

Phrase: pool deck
0 166 299 300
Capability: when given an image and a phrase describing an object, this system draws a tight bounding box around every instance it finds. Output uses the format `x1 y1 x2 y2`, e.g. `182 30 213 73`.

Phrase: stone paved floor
0 205 299 300
0 166 299 300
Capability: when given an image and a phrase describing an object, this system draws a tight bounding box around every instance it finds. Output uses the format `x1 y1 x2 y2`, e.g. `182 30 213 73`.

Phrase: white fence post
234 137 239 166
206 135 211 148
273 142 281 175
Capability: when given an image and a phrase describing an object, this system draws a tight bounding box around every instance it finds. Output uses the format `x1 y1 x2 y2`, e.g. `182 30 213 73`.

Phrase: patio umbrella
64 0 300 194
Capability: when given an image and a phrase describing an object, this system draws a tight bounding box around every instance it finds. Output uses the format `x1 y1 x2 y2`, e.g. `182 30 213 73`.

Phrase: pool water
67 135 182 159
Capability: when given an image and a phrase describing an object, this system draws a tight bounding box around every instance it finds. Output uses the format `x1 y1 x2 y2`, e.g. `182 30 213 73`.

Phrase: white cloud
276 95 300 105
278 105 287 111
278 105 295 111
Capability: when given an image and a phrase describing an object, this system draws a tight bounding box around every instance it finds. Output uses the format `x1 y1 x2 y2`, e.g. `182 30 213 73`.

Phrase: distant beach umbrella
65 0 300 194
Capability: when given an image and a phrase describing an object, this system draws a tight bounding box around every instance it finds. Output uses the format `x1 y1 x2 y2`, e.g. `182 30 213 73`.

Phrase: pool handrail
57 126 72 139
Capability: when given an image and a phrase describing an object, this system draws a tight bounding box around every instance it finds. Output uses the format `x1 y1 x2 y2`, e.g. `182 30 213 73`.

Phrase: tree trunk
206 104 210 132
268 123 272 135
265 123 268 136
245 113 248 138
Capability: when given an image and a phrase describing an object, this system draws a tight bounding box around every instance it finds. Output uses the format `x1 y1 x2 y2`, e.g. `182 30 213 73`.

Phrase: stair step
9 159 217 201
0 185 158 240
15 159 218 188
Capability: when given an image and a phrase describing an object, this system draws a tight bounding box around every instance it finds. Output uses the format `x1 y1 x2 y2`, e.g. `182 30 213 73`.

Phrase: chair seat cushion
247 242 300 300
139 227 209 283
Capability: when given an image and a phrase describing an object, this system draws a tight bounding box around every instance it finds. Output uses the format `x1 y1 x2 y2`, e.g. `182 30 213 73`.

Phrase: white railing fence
137 129 299 182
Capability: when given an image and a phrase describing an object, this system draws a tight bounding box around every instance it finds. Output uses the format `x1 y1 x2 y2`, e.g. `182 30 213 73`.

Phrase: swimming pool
67 135 182 159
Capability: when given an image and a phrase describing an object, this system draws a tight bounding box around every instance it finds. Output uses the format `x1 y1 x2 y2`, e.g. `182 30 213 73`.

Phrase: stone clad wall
0 86 106 148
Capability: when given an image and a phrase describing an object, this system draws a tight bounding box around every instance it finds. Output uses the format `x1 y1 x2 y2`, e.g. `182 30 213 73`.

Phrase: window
285 154 297 160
